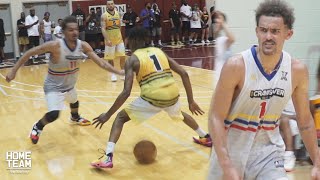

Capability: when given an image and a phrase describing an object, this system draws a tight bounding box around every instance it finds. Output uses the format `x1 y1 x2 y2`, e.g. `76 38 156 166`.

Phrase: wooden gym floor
0 44 311 179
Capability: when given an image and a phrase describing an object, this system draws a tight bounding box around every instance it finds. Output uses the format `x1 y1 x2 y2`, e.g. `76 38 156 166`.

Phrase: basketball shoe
91 151 113 168
29 123 42 144
193 134 212 147
284 151 296 172
69 117 91 126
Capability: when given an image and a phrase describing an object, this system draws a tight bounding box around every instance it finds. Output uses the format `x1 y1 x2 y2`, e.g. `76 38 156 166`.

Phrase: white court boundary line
0 86 7 96
0 72 214 93
0 84 212 99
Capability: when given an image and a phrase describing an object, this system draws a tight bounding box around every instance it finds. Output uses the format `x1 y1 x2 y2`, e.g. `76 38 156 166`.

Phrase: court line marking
0 86 7 96
172 56 214 60
142 123 209 158
0 84 213 99
81 91 210 159
0 72 214 93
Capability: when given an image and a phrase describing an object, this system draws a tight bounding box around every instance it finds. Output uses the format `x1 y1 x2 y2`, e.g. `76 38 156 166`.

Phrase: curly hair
255 0 295 29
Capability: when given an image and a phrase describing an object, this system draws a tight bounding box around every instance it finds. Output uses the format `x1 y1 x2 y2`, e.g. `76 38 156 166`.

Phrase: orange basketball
133 140 157 164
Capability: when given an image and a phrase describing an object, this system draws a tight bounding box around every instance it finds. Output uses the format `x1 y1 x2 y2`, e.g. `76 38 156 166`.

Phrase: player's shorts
45 88 78 111
208 149 287 180
104 42 125 60
18 36 29 45
152 27 161 37
124 97 184 123
282 99 295 116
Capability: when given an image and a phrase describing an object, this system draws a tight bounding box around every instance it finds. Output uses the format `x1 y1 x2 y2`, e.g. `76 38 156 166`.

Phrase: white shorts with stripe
45 88 78 111
104 42 125 60
124 97 184 122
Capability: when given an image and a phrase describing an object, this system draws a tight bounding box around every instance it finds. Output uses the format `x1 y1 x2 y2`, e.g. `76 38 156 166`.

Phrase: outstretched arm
6 41 57 82
81 41 124 75
166 54 204 115
92 55 136 129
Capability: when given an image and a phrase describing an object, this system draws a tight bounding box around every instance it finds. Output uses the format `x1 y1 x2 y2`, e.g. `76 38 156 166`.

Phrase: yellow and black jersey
102 10 123 45
134 47 180 107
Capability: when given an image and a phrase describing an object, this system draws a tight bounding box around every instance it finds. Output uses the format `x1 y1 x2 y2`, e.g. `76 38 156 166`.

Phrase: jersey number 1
149 54 162 71
259 101 267 118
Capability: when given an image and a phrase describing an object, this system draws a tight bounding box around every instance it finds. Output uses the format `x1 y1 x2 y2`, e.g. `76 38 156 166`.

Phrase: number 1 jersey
134 47 180 108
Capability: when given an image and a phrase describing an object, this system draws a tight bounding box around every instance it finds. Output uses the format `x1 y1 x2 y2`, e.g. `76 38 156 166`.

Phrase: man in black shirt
0 18 5 64
17 12 29 57
152 3 163 47
169 2 182 45
122 5 139 48
71 4 86 41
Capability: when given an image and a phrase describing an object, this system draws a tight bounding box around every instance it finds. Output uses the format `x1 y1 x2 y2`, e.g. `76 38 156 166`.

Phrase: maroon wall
71 0 204 42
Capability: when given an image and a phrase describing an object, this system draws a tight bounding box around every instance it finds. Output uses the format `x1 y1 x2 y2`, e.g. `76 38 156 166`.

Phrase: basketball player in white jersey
6 16 124 144
208 0 320 179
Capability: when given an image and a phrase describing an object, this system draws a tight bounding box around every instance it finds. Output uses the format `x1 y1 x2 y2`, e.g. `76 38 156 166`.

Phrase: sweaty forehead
258 15 285 28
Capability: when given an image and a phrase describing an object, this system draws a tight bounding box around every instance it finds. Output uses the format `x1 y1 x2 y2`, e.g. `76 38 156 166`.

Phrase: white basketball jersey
208 45 292 179
44 39 85 93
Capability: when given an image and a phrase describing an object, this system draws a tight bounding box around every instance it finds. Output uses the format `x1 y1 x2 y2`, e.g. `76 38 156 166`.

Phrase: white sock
195 127 207 137
285 151 294 156
158 40 162 44
106 142 115 155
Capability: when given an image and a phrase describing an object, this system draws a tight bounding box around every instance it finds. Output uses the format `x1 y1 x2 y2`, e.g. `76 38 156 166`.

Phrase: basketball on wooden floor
133 140 157 164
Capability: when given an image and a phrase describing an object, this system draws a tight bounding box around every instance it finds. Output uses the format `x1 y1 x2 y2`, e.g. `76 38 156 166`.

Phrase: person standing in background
71 4 86 41
17 12 29 58
25 8 40 62
169 2 182 46
85 8 98 51
180 0 192 44
140 2 155 46
0 18 5 64
40 12 53 60
201 7 210 44
95 7 103 54
101 0 126 82
122 5 139 49
189 4 201 44
209 6 217 42
53 19 63 39
152 3 163 47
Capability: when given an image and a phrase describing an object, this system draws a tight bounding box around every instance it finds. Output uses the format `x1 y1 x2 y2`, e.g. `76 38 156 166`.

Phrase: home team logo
6 151 32 174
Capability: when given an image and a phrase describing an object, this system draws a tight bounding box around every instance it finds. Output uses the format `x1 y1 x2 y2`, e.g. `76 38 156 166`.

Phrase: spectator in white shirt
53 19 63 39
25 8 39 60
180 0 191 43
189 4 201 44
40 12 53 60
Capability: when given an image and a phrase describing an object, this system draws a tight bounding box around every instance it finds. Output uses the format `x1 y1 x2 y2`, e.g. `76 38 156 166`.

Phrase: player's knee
116 110 130 123
70 101 79 109
45 110 60 122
